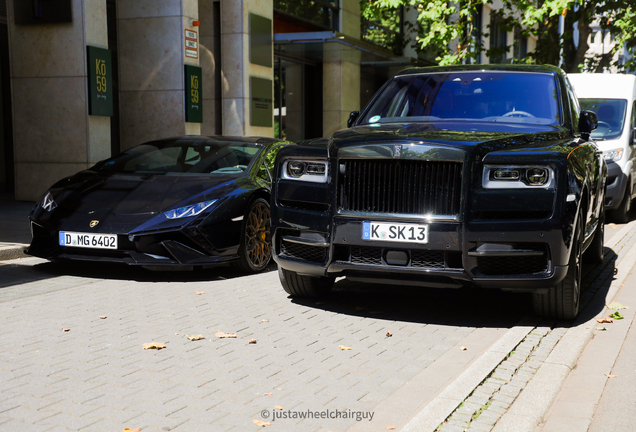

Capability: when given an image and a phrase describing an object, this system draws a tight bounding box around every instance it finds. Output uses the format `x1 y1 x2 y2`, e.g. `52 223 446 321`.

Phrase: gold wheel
244 200 271 271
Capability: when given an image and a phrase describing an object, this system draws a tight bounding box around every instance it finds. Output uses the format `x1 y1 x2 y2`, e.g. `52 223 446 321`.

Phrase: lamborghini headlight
42 192 58 212
164 199 218 219
483 165 555 189
282 160 328 183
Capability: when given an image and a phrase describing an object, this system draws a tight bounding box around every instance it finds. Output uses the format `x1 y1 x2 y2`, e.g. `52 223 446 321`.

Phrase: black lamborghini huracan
27 136 290 272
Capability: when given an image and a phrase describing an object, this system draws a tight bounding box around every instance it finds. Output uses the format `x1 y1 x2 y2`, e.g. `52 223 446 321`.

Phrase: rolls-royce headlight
483 165 554 189
282 160 328 183
604 148 623 162
42 192 58 212
164 199 218 219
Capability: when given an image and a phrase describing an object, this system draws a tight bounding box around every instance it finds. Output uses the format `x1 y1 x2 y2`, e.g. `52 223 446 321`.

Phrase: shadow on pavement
0 258 278 290
290 246 619 329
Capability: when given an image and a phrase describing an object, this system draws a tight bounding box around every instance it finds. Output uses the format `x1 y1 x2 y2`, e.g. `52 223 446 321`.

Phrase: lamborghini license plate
59 232 118 249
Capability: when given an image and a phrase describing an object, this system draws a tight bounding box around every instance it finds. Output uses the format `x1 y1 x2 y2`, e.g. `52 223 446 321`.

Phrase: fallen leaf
595 327 608 331
142 342 166 350
195 291 205 295
386 427 396 430
277 388 282 390
186 334 205 341
262 319 269 322
215 331 237 338
386 331 393 337
274 405 283 410
608 223 616 228
609 311 625 320
605 374 617 378
608 302 629 310
248 339 257 344
586 327 591 329
62 328 70 332
253 420 271 427
339 345 352 350
99 316 107 319
460 346 467 351
595 317 613 324
264 392 273 396
122 429 141 432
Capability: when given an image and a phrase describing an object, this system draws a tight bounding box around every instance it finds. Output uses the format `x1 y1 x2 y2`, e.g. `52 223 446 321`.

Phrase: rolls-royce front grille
338 159 462 215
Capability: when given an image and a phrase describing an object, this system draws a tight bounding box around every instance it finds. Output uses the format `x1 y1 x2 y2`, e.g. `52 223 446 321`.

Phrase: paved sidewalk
536 261 636 431
0 195 33 260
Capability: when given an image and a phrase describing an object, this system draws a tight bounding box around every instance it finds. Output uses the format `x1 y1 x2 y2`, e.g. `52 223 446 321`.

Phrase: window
579 99 628 140
564 77 580 133
273 0 339 31
513 28 527 61
489 15 508 64
360 72 561 127
258 144 286 182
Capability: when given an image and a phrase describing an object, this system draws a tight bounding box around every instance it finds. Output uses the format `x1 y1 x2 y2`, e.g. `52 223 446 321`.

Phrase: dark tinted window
96 141 262 175
361 72 560 126
579 98 628 140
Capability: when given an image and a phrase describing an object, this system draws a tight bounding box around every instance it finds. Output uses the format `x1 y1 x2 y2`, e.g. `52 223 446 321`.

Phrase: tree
362 0 636 73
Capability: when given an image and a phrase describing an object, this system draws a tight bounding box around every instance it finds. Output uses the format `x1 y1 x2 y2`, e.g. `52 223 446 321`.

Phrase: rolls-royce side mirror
579 110 598 139
347 111 360 128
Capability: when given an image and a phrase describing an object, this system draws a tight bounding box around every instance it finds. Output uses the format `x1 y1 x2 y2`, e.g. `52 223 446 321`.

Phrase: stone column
116 0 200 151
8 0 110 201
220 0 274 137
322 0 361 137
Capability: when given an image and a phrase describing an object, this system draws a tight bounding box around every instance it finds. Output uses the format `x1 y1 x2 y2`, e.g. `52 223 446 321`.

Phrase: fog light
527 168 548 186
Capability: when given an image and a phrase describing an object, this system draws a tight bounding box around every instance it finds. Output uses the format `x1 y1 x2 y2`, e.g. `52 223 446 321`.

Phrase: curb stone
0 244 28 261
492 218 636 432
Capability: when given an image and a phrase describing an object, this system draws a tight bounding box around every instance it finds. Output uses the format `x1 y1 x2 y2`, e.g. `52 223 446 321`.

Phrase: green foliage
361 0 636 72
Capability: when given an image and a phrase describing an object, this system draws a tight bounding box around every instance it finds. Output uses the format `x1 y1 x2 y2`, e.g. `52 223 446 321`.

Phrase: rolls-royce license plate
362 222 429 244
59 232 118 249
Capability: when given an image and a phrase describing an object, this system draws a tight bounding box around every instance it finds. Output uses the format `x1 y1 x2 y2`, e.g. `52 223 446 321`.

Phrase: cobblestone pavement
432 221 636 432
0 219 633 432
0 257 531 432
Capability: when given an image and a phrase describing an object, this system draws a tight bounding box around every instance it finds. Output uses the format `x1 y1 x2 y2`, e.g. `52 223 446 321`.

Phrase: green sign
87 46 113 117
185 65 203 123
250 77 273 127
249 14 272 68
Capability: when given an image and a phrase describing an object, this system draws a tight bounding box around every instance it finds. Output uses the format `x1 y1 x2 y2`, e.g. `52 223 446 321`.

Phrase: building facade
0 1 549 202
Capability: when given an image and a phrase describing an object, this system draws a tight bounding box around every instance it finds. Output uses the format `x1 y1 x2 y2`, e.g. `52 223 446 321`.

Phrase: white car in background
569 73 636 223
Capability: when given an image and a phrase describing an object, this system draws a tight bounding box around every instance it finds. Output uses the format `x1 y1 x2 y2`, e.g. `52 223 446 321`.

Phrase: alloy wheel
245 201 271 269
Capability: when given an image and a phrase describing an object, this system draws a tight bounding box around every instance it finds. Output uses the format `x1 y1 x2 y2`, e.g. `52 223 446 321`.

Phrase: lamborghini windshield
95 140 263 175
361 72 561 126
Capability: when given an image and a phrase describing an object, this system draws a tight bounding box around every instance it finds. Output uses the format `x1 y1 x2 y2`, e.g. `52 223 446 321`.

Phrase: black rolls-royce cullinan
271 65 606 319
28 136 290 272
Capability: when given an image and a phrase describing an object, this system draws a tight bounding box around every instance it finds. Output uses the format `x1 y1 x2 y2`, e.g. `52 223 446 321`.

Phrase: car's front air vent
280 239 327 264
338 159 462 215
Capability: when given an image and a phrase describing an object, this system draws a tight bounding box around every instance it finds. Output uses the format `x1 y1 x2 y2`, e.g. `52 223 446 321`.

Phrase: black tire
233 198 272 273
584 206 605 264
612 182 632 223
533 208 583 319
278 267 334 297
